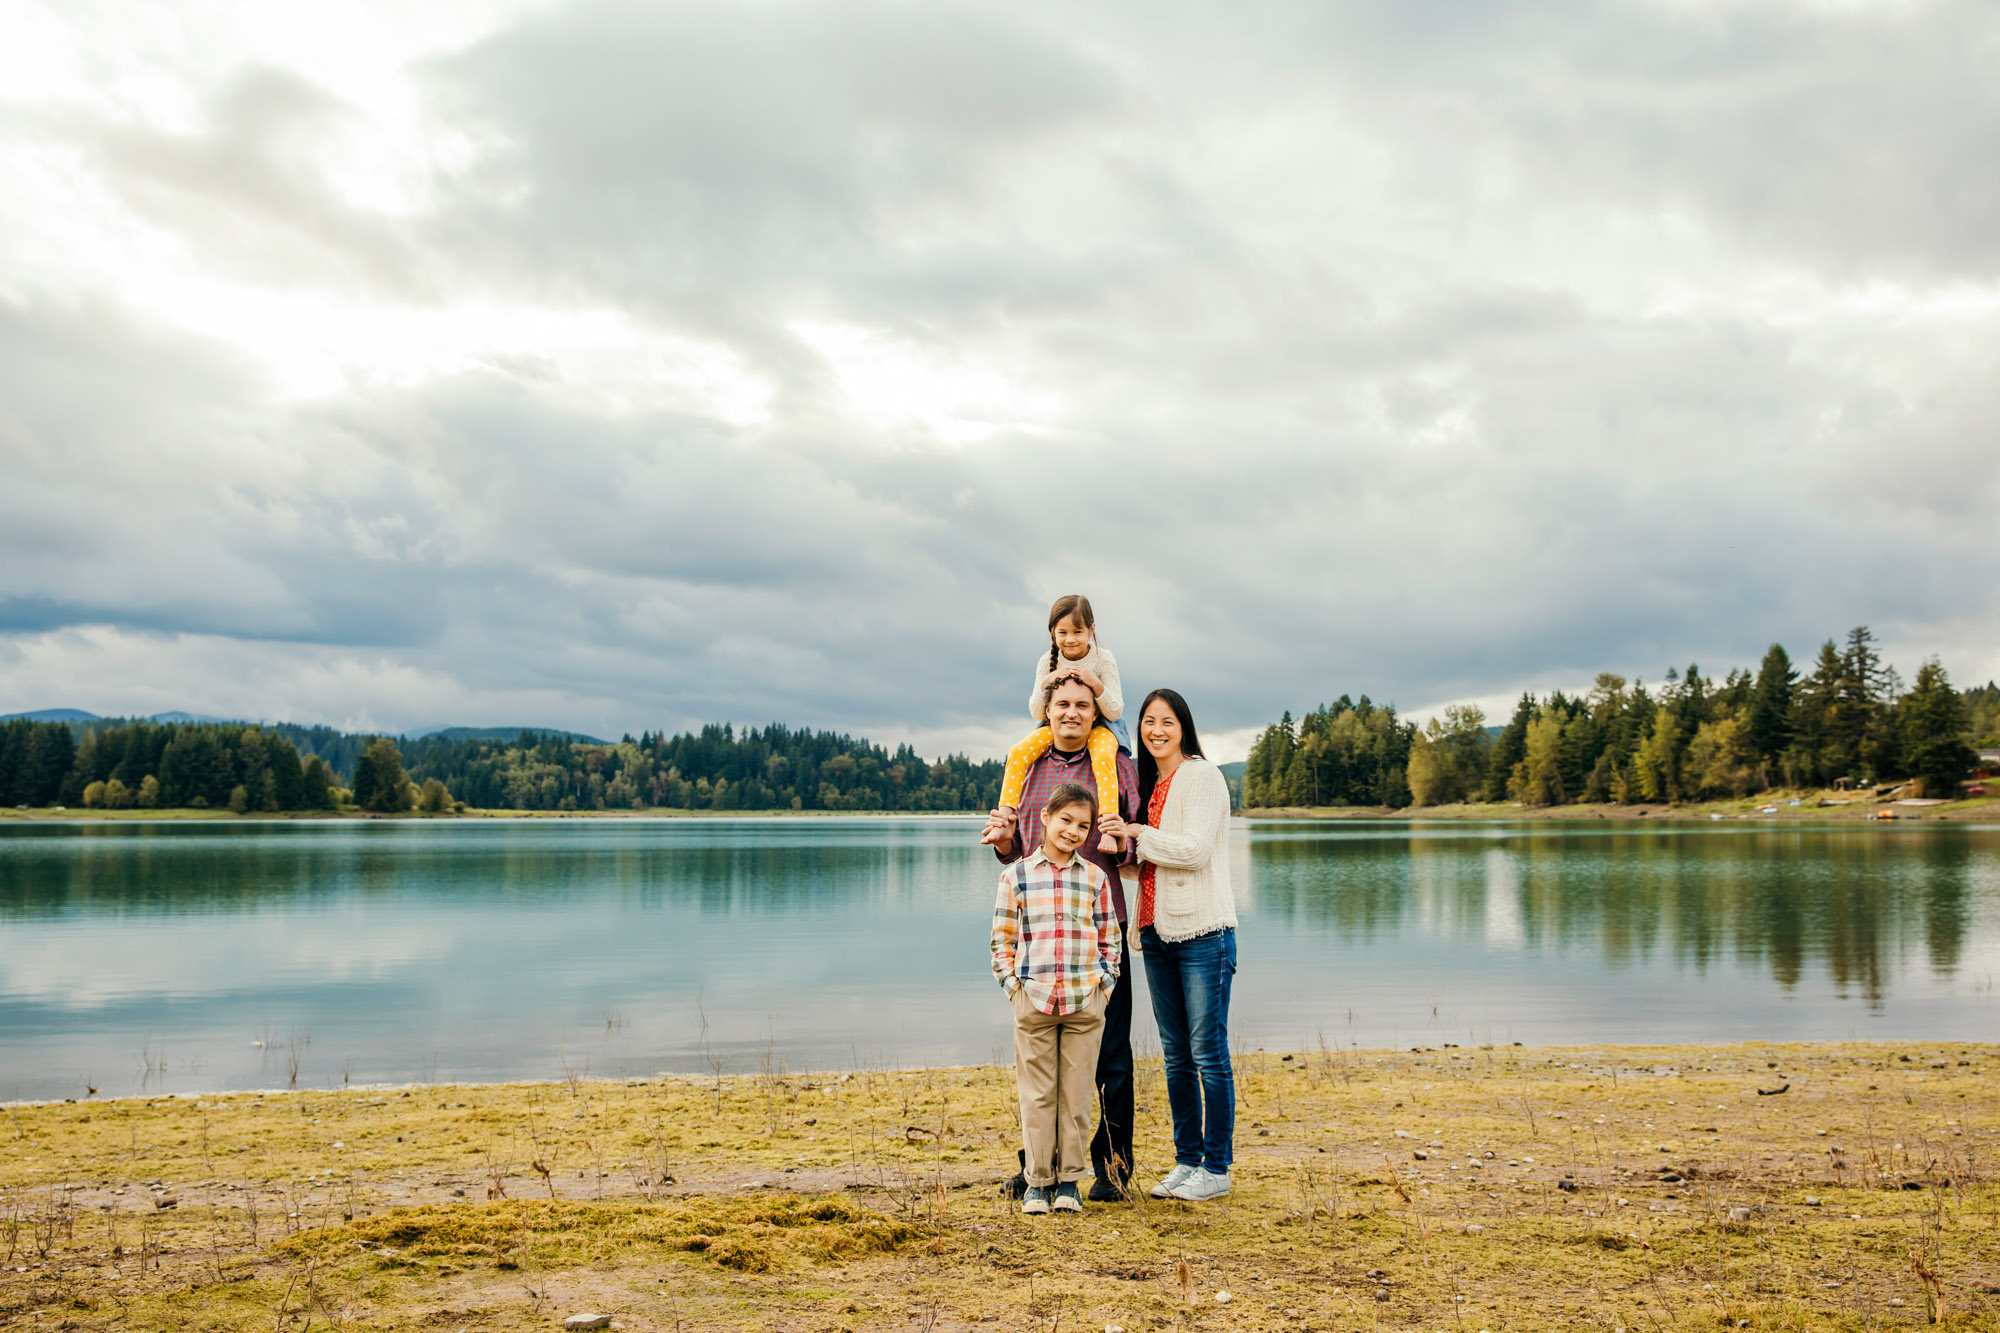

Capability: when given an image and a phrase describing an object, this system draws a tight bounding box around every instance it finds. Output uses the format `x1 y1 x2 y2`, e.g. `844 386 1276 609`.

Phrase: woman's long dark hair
1136 687 1204 817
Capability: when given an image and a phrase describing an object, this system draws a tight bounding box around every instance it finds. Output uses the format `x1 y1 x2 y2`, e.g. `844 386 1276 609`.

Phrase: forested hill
1242 626 1998 810
0 715 1001 814
396 724 1000 812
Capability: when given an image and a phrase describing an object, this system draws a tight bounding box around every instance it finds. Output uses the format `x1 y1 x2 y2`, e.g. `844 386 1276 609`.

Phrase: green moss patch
272 1195 915 1274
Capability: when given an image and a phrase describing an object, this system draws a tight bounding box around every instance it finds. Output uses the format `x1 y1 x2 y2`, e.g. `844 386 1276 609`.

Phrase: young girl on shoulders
983 595 1126 852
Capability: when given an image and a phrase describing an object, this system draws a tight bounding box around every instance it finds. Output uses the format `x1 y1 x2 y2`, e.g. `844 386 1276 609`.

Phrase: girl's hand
1071 666 1104 696
981 807 1019 850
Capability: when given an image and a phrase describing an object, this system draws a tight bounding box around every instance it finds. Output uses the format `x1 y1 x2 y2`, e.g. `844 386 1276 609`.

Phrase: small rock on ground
564 1316 613 1331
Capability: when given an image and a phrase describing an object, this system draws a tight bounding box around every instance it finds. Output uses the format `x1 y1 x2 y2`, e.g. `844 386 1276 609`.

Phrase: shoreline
0 806 988 823
5 1039 1994 1330
1242 791 2000 824
9 796 1999 825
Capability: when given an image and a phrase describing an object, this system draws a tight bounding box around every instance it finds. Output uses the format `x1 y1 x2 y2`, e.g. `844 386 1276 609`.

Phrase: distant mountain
1 704 608 748
409 725 609 745
2 708 240 725
1220 760 1245 808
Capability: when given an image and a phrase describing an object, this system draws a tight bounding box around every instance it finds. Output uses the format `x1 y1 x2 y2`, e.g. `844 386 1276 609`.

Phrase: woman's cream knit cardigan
1131 757 1237 945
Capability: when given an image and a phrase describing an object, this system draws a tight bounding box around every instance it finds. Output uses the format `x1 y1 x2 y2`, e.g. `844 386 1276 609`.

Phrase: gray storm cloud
1 0 1995 753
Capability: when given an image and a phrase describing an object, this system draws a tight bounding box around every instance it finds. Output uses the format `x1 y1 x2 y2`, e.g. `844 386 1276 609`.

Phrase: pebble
1727 1206 1753 1223
1214 1291 1230 1304
563 1316 613 1331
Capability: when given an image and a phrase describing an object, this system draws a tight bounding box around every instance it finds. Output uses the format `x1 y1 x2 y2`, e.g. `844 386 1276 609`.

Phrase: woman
1099 687 1237 1202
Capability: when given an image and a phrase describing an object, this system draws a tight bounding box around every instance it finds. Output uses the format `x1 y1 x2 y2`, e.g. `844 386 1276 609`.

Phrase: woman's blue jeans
1139 925 1236 1173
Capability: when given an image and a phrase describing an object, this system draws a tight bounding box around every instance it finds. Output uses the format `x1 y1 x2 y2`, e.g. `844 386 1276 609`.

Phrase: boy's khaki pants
1011 986 1109 1187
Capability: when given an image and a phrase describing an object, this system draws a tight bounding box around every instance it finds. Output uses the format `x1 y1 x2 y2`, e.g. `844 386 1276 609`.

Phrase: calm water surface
2 816 1996 1100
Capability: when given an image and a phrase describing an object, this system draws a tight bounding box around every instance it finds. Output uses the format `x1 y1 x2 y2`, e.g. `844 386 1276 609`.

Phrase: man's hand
981 806 1018 853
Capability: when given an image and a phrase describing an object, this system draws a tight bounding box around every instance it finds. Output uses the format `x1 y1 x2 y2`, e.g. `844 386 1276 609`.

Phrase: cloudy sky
2 0 1996 761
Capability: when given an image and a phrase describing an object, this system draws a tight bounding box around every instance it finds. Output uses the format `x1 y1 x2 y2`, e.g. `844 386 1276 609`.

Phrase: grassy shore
10 788 1996 825
1243 790 2000 824
4 1043 1996 1330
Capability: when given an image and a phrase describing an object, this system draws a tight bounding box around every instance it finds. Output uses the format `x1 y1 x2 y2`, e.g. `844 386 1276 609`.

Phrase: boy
990 782 1123 1214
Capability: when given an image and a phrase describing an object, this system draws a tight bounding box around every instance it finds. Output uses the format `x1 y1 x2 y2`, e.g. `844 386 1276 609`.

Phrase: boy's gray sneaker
1167 1167 1232 1201
1149 1164 1198 1199
1052 1182 1082 1212
1021 1185 1052 1215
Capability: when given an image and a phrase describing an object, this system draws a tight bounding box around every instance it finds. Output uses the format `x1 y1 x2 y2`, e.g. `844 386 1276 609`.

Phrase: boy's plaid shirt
991 847 1122 1017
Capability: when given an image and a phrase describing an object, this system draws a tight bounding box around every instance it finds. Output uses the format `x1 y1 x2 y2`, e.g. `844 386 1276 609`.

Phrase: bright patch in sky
792 320 1058 445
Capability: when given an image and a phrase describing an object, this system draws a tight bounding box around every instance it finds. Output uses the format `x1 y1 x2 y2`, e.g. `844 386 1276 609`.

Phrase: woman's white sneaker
1148 1164 1199 1199
1166 1167 1232 1201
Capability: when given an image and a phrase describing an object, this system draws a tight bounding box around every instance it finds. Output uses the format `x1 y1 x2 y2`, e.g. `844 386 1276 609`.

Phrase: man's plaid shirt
991 847 1122 1016
996 740 1141 922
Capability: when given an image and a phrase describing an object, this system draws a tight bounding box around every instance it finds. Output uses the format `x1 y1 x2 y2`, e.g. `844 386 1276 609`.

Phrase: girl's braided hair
1046 594 1096 675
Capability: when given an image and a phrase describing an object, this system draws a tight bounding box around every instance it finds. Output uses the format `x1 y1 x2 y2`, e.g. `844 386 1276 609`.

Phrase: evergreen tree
1746 644 1796 762
1482 694 1536 802
1831 626 1889 782
1899 658 1978 797
1792 639 1845 785
301 757 334 810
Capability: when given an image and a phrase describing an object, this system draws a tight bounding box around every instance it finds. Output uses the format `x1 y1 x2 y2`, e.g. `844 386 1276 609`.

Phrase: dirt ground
4 1042 1997 1330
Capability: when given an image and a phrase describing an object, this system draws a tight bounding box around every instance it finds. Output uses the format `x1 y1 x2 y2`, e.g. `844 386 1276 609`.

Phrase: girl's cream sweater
1131 757 1237 944
1028 640 1124 722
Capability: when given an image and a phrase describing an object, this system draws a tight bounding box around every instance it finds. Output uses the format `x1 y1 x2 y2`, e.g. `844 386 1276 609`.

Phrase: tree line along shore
4 623 1994 819
1243 626 1998 813
0 719 1003 816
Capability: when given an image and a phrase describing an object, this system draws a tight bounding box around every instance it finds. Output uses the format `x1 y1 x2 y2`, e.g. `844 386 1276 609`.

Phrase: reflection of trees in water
1247 825 1984 1006
0 822 975 918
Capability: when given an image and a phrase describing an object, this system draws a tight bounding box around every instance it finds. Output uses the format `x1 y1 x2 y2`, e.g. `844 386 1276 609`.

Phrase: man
984 672 1142 1200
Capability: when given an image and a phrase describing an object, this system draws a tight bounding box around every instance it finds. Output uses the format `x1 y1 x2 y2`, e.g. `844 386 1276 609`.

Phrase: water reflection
1 817 1996 1100
1247 822 1988 1008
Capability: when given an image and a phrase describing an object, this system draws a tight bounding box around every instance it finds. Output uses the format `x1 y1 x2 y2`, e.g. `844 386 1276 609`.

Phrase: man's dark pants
1089 936 1135 1185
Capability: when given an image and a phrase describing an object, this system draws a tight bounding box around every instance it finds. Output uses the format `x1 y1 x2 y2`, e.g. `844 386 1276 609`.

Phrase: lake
2 816 1996 1101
